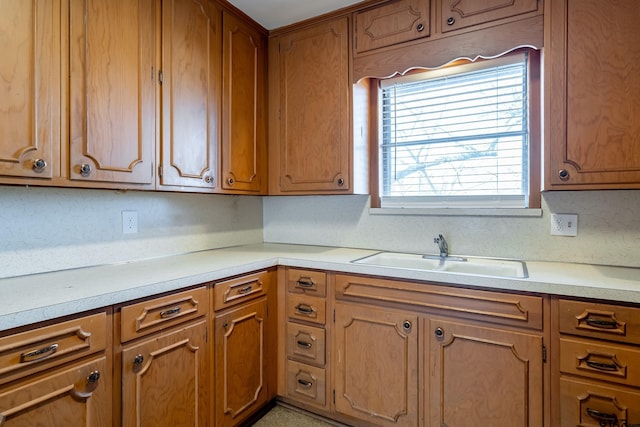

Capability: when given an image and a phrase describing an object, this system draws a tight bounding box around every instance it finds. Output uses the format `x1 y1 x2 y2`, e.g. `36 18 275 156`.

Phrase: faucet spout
434 234 448 258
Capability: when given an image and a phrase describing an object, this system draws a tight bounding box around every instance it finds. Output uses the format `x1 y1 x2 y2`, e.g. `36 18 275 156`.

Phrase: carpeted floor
251 405 337 427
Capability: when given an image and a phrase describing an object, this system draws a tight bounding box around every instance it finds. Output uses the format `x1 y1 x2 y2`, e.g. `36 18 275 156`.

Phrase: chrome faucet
434 234 448 258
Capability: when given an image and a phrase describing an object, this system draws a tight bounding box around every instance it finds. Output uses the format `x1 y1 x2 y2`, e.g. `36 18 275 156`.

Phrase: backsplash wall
263 190 640 268
0 186 264 279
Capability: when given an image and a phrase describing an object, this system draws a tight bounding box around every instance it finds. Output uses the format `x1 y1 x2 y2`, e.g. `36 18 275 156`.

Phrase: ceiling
227 0 365 30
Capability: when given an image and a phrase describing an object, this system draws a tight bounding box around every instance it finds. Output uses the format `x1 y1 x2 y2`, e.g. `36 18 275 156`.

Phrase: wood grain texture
439 0 539 33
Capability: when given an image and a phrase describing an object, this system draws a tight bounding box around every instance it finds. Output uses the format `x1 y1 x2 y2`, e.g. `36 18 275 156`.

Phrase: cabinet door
274 17 351 193
121 321 208 427
220 11 266 193
214 298 268 427
354 0 430 54
69 0 155 186
0 357 110 427
439 0 539 33
0 0 60 180
428 318 543 427
545 0 640 188
334 302 419 427
159 0 220 190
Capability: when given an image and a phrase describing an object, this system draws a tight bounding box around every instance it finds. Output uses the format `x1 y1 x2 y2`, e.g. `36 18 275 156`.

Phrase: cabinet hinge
158 165 163 178
158 70 163 85
333 309 336 323
333 389 335 404
151 162 154 178
542 344 547 363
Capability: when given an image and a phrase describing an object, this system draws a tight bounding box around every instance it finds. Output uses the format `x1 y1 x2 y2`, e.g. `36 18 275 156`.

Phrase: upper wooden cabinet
439 0 540 33
0 0 61 181
354 0 430 54
158 0 221 191
68 0 156 187
544 0 640 189
220 11 267 193
269 17 356 194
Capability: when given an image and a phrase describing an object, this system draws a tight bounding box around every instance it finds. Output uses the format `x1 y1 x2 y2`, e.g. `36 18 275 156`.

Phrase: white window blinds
380 53 529 209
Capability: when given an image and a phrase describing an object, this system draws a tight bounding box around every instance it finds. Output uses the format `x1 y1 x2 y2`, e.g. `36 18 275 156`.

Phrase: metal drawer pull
586 408 617 423
238 285 253 294
133 354 144 368
295 304 314 315
87 370 101 384
20 343 59 363
297 379 313 388
586 360 618 371
297 340 313 349
585 318 618 329
296 277 315 288
160 306 181 318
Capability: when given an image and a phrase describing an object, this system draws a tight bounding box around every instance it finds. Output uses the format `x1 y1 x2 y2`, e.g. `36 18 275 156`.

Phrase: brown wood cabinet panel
545 0 640 189
286 269 327 297
213 270 270 311
0 356 110 427
286 322 326 366
69 0 155 187
439 0 540 33
271 17 352 193
287 294 326 325
560 377 640 427
428 317 544 427
159 0 220 190
334 302 419 427
354 0 430 54
121 320 208 427
119 286 209 343
0 312 107 386
558 298 640 344
214 298 269 427
286 360 327 408
0 0 60 180
220 11 266 193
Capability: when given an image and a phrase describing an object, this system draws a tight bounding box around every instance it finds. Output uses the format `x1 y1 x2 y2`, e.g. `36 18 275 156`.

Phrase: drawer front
121 286 208 342
287 294 326 325
560 337 640 387
286 360 326 407
287 269 327 297
214 270 270 311
0 312 107 385
336 274 544 330
558 299 640 344
560 377 640 427
286 323 326 366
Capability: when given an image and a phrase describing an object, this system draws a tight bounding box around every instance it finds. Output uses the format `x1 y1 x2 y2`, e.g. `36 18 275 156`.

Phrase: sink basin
352 252 528 278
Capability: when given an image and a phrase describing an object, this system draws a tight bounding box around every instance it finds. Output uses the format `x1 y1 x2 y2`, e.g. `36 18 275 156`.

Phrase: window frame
369 48 541 211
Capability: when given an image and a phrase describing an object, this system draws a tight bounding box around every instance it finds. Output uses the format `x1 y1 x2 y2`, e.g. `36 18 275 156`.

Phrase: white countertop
2 243 640 332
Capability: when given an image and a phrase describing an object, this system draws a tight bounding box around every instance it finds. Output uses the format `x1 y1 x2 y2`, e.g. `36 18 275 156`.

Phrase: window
377 51 540 210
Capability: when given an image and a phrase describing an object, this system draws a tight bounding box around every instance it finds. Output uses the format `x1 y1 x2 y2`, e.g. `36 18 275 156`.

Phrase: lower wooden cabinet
120 320 209 427
214 298 269 427
334 301 419 427
428 318 544 427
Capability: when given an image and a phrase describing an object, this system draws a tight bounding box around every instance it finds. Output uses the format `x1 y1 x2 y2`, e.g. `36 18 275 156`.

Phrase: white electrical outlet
550 213 578 237
122 211 138 234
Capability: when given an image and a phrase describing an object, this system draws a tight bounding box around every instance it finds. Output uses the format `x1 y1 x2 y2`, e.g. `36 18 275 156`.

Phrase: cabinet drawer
336 274 543 330
286 323 326 366
120 286 208 343
558 299 640 344
439 0 540 33
287 294 326 325
560 337 640 387
214 270 269 311
286 360 326 407
560 377 640 427
0 312 107 385
287 269 327 297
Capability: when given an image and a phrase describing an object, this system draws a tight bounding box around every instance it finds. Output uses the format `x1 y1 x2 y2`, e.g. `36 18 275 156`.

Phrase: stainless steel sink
352 252 528 278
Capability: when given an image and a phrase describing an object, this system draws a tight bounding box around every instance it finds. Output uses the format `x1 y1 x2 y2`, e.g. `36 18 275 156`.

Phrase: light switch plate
550 213 578 236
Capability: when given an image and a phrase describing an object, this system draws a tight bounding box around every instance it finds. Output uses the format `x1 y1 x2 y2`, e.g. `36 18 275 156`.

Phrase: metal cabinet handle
79 164 92 177
133 354 144 367
403 320 412 332
297 340 313 349
585 360 618 371
434 327 445 339
585 318 618 329
297 379 313 388
296 277 315 288
160 306 181 318
87 370 101 384
586 408 618 423
447 17 455 25
337 178 345 187
416 23 424 32
295 304 315 315
558 169 570 181
20 343 59 363
204 175 214 184
32 158 47 172
238 285 253 294
227 177 234 186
